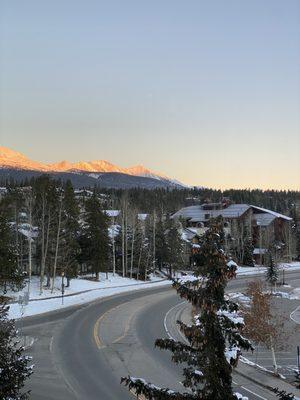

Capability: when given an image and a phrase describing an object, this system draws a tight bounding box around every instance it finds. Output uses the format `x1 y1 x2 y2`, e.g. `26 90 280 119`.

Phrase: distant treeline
1 175 299 215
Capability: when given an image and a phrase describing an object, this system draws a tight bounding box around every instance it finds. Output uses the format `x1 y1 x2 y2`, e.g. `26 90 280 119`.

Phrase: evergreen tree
155 216 168 270
83 194 110 280
0 303 33 399
121 218 252 399
242 234 254 267
133 220 148 280
165 217 184 277
0 208 24 295
266 251 279 291
62 181 80 286
273 388 295 400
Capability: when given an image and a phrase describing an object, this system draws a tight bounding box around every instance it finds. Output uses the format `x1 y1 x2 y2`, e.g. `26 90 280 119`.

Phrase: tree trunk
130 227 135 279
122 211 125 277
43 210 51 288
270 336 278 375
153 211 156 273
125 213 128 276
51 197 63 293
40 196 46 295
27 194 33 297
112 215 116 277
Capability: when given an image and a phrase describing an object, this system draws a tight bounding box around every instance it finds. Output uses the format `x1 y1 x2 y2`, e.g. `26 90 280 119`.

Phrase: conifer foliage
265 251 279 291
82 193 110 280
0 303 33 400
0 209 24 294
121 218 252 399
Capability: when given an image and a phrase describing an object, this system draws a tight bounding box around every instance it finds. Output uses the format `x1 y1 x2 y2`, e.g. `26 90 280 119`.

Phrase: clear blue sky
0 0 299 189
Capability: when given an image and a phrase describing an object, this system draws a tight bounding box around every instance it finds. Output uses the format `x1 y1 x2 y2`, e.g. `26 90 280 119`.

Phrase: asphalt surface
229 271 300 382
19 271 300 400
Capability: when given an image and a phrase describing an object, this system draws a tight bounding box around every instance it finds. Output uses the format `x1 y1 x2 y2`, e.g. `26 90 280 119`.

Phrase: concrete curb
236 361 300 396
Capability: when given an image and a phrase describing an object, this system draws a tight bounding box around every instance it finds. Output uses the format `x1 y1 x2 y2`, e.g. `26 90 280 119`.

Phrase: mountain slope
0 147 48 171
0 146 187 189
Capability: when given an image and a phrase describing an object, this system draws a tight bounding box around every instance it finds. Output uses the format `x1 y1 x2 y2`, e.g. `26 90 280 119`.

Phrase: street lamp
61 271 65 305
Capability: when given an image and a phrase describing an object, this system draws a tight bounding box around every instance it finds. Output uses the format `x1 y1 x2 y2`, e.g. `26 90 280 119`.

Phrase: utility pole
61 271 65 305
258 222 263 266
111 200 116 277
153 210 156 274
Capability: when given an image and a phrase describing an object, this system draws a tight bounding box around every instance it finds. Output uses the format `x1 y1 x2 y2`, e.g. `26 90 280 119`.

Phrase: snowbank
7 274 171 319
236 262 300 276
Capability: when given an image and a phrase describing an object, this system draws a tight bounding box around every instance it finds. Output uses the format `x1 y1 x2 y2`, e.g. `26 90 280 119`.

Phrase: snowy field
236 262 300 276
6 262 300 320
8 273 171 319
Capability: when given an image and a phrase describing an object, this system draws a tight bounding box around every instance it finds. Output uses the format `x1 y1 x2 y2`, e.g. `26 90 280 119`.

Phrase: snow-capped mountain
0 147 48 172
0 147 186 187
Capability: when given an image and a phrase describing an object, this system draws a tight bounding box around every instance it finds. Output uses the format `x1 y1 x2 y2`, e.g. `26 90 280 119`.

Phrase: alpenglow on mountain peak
0 146 175 182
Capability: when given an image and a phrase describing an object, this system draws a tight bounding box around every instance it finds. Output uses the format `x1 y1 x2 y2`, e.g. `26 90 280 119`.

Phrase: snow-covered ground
8 273 171 319
6 262 300 320
236 262 300 276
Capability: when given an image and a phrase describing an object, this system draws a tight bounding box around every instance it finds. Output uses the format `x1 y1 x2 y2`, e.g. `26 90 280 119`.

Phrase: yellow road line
112 310 135 344
93 303 127 349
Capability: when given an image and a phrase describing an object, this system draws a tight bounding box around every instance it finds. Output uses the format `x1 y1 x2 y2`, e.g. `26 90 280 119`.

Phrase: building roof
172 203 292 223
104 210 120 217
250 205 292 221
172 204 250 222
253 213 276 227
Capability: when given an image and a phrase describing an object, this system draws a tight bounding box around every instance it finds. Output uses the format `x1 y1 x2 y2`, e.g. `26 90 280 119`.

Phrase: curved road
21 271 300 400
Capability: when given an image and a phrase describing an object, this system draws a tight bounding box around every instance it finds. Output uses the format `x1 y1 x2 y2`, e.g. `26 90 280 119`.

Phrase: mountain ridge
0 146 187 188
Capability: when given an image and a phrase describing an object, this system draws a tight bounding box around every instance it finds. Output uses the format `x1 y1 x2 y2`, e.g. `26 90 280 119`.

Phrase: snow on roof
250 205 292 221
108 224 120 238
181 228 198 241
138 213 148 221
172 203 292 223
18 228 39 240
253 213 276 226
104 210 120 217
172 204 250 222
253 248 268 255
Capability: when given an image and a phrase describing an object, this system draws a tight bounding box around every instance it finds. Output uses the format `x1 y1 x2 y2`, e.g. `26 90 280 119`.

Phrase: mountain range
0 147 186 189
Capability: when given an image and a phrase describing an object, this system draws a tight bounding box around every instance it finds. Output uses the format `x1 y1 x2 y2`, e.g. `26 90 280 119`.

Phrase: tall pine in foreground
83 194 110 280
62 181 80 287
121 218 253 399
0 206 24 295
265 250 279 292
0 304 33 400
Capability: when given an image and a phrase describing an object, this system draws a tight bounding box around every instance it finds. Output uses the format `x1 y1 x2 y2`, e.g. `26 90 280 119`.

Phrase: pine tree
121 218 252 399
83 194 110 280
62 181 80 287
0 303 33 399
155 216 168 271
165 218 184 277
0 208 24 295
242 234 254 267
273 388 295 400
266 251 279 291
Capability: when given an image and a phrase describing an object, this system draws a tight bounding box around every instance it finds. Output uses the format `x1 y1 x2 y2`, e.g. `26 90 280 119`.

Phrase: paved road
229 271 300 382
20 271 300 400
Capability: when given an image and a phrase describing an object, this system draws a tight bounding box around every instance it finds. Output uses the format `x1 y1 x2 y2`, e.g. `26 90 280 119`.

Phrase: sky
0 0 299 190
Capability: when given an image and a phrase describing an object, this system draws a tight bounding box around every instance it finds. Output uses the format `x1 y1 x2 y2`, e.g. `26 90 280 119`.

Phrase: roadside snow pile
288 288 300 300
269 288 300 300
272 291 291 299
235 393 248 400
217 309 244 325
236 262 300 276
7 274 171 319
227 292 250 306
